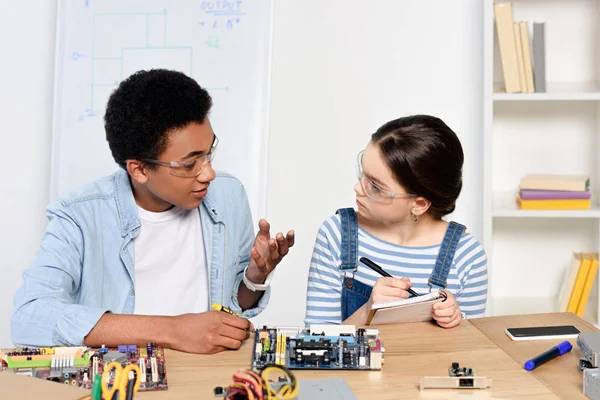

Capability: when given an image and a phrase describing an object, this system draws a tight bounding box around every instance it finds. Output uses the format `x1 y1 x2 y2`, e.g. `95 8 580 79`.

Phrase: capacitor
357 329 365 344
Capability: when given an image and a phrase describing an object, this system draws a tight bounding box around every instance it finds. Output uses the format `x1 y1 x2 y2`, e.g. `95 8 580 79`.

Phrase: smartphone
505 325 581 341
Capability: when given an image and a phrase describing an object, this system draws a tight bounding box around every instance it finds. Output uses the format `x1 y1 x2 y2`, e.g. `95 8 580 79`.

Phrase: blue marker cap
524 360 535 371
556 340 573 355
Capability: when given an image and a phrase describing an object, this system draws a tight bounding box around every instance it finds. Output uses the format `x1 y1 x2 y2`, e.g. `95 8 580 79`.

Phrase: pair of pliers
101 361 141 400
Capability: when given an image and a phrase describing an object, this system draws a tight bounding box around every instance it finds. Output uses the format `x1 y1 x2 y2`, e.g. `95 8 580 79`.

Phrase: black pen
359 256 419 297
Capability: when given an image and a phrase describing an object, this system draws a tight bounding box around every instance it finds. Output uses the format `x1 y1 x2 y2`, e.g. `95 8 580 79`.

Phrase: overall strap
335 208 359 272
428 221 466 290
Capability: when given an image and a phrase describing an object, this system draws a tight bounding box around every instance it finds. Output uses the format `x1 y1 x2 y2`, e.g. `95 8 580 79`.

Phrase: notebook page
369 298 441 324
371 290 441 310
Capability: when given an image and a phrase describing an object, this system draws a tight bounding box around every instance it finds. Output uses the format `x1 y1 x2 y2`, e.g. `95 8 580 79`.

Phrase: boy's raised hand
245 219 295 284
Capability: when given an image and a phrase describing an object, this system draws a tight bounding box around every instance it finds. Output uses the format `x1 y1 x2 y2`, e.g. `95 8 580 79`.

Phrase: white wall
0 0 58 347
0 0 483 346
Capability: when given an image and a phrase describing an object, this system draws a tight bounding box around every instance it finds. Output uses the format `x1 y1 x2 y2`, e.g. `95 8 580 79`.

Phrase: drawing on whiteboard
82 10 190 119
78 4 239 122
205 36 220 48
72 52 87 61
200 1 245 16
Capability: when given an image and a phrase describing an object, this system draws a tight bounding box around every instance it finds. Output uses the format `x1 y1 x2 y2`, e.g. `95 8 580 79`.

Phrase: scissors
101 361 141 400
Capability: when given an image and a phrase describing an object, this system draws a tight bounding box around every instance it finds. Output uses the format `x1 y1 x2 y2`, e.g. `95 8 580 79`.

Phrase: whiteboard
51 0 273 222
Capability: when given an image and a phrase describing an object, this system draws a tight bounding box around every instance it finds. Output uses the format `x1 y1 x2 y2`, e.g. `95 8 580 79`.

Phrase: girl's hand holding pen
369 276 414 304
360 256 420 297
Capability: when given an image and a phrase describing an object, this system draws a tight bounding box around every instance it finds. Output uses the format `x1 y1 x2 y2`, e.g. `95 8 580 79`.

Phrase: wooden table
137 319 560 400
471 312 599 400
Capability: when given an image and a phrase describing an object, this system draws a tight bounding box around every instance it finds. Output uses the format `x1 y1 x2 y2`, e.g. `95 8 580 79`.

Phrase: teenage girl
304 115 487 328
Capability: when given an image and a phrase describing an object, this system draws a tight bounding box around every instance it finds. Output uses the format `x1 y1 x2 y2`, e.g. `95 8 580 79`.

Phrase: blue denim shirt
11 169 269 347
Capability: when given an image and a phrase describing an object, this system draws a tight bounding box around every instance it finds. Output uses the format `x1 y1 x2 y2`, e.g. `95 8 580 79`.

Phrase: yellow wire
260 366 298 400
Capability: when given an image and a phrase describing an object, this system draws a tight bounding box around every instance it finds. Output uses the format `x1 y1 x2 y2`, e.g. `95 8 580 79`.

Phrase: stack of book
517 174 591 210
557 252 599 317
494 2 545 93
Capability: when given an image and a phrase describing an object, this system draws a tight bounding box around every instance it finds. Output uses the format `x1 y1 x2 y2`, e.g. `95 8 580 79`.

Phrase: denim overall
337 208 466 320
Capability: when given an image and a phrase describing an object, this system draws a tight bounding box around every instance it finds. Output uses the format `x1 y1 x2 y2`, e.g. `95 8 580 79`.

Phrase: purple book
519 189 591 200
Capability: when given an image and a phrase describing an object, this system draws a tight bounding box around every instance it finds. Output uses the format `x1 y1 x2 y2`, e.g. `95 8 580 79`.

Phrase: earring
411 213 419 222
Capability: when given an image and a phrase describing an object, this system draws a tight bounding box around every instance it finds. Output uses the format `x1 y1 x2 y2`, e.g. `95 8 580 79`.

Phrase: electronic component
270 378 357 400
578 332 600 370
584 368 600 400
138 357 147 384
505 325 581 341
150 356 159 383
213 386 225 397
577 333 600 399
217 364 298 399
4 346 88 369
0 343 168 392
104 351 127 364
251 325 384 371
419 362 491 390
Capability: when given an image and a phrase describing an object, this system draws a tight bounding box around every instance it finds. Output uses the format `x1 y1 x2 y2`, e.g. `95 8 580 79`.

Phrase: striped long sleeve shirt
304 214 488 325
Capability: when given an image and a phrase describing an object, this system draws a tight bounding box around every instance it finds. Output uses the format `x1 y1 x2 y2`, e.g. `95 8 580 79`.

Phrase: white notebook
366 290 446 325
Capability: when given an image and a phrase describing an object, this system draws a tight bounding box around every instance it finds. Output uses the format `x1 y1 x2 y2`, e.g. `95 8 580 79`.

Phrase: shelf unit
483 0 600 325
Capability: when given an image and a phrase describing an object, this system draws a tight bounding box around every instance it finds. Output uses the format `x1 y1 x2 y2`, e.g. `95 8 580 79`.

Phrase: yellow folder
558 252 582 312
567 253 592 313
576 253 599 317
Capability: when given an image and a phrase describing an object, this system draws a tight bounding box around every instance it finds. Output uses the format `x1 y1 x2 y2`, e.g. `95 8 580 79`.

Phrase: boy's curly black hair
104 69 213 169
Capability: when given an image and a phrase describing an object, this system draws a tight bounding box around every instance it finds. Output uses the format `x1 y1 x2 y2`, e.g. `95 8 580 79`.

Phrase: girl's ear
411 196 431 218
127 160 150 184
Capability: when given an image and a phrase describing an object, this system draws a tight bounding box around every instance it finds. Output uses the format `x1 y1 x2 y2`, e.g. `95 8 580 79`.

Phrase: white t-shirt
133 205 209 316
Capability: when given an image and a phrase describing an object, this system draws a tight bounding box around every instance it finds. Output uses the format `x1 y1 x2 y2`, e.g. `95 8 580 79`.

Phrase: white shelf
484 0 600 324
493 81 600 101
492 192 600 218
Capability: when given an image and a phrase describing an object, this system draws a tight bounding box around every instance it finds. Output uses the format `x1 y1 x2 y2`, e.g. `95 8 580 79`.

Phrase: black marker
359 257 419 297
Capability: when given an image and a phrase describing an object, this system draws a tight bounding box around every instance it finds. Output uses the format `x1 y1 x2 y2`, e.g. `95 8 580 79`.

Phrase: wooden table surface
6 313 591 399
470 312 599 400
137 319 560 400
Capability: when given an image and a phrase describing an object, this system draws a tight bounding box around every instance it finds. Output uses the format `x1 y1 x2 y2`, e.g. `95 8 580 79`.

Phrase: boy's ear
126 160 149 184
411 196 431 218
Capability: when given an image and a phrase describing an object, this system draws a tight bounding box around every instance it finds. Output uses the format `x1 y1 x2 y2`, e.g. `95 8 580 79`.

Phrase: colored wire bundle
225 369 264 400
260 365 298 400
223 365 298 400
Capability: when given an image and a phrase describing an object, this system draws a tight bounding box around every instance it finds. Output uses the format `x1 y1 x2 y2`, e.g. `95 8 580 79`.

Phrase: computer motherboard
251 325 384 371
0 342 167 392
